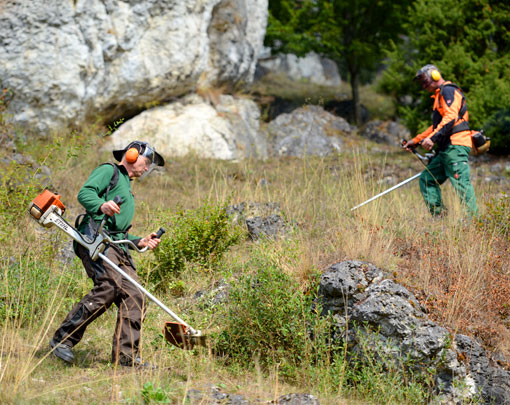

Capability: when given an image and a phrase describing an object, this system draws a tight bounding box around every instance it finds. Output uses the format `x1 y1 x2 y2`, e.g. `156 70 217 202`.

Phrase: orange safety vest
412 81 472 150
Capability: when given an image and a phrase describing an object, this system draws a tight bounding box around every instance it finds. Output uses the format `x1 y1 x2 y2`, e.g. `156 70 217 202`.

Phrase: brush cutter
350 141 436 212
28 189 206 350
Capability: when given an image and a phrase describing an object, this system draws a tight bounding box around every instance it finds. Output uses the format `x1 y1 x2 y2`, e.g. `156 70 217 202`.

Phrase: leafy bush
147 202 243 290
483 109 510 154
213 247 334 378
140 382 171 404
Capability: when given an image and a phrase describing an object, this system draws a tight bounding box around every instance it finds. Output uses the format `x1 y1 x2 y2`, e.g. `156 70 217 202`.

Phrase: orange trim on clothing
412 82 472 148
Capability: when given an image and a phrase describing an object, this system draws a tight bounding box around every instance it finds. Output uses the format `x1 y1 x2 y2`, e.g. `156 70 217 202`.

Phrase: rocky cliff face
0 0 267 133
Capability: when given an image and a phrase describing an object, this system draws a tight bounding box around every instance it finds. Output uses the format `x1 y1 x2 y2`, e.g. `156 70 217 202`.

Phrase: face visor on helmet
414 64 440 89
415 72 433 89
113 141 165 177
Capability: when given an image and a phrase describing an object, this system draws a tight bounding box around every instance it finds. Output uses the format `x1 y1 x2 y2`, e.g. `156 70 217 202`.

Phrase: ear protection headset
430 68 441 82
113 141 165 167
415 64 441 89
125 146 140 163
124 141 150 164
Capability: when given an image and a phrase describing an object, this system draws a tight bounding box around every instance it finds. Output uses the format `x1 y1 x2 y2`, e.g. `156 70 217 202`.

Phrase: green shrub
140 382 171 404
483 109 510 155
213 247 335 379
147 202 243 290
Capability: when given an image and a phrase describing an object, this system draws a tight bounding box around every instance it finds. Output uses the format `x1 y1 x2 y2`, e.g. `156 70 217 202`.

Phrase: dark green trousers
419 145 478 217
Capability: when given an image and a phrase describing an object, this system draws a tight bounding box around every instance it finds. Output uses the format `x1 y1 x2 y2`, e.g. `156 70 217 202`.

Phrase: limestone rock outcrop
0 0 268 133
103 94 268 160
318 260 510 404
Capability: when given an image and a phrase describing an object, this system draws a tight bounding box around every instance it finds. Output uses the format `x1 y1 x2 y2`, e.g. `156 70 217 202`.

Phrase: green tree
380 0 510 153
265 1 318 57
266 0 412 125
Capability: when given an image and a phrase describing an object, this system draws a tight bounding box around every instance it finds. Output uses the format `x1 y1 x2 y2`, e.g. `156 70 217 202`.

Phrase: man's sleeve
77 165 113 214
412 125 433 143
430 87 463 144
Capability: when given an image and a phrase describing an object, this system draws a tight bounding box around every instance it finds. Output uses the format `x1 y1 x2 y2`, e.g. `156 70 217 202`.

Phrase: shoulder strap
98 163 119 201
75 163 121 235
440 82 467 118
439 82 461 94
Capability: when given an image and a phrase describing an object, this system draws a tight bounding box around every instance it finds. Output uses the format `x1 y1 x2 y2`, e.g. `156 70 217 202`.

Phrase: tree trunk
350 68 361 126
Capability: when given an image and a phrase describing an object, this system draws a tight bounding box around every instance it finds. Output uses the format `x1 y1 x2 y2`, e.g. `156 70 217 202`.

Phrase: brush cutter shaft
97 252 198 336
29 191 202 342
29 190 203 347
351 172 422 211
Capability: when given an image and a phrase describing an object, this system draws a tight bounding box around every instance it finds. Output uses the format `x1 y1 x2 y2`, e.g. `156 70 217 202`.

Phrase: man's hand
138 232 161 250
403 139 417 152
421 138 434 151
100 200 121 216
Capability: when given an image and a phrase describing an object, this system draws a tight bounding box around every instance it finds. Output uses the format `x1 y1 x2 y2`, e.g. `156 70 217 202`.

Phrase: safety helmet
113 141 165 167
414 64 441 89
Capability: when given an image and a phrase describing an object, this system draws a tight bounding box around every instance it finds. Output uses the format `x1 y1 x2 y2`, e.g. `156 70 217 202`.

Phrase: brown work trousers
52 244 146 363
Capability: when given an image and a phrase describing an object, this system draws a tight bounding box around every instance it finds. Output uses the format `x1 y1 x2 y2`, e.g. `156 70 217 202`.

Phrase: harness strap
439 83 470 134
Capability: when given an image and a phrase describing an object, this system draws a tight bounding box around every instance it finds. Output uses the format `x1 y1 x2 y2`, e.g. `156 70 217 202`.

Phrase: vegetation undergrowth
143 201 244 292
0 125 508 403
213 240 432 403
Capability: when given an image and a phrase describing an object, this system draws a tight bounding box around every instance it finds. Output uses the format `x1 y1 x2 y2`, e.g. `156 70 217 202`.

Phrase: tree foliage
266 0 412 125
265 1 318 57
380 0 510 153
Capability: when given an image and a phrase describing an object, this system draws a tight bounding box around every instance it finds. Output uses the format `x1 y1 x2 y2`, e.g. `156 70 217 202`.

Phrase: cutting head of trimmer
163 322 207 350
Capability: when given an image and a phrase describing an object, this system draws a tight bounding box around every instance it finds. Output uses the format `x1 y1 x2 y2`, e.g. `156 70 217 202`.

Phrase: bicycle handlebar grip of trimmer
113 195 124 206
155 227 166 239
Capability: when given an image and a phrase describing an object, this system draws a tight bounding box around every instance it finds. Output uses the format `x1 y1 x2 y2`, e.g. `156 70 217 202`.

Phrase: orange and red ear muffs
125 147 139 163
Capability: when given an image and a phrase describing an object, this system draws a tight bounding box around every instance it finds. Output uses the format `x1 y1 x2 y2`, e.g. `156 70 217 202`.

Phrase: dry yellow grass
1 134 508 403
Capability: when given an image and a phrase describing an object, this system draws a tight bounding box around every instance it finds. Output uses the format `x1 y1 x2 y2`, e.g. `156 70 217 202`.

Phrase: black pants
52 244 146 363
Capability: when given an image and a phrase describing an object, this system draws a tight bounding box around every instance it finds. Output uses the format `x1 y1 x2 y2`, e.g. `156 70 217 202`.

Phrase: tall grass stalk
1 132 508 403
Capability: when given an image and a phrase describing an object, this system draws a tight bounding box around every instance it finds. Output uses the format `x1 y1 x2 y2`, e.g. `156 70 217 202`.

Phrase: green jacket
77 163 140 247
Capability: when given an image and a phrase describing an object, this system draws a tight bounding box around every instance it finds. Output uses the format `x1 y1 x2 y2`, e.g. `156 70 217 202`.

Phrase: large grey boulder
267 106 355 157
360 120 410 146
318 260 510 404
257 52 341 87
204 0 268 86
0 0 267 133
226 201 292 240
103 94 268 160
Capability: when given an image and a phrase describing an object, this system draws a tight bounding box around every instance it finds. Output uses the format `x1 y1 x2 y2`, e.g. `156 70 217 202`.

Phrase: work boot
118 355 157 370
49 338 74 363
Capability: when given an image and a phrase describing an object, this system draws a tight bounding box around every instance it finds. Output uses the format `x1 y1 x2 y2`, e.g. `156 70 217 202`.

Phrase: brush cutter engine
28 189 205 350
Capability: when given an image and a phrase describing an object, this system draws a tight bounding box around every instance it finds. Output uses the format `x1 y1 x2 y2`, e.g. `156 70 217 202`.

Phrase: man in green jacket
49 141 164 367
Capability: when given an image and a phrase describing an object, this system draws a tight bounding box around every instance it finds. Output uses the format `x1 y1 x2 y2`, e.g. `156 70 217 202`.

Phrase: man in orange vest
404 64 478 217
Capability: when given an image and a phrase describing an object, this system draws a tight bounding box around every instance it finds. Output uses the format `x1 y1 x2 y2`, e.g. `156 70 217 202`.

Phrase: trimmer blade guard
163 322 206 350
